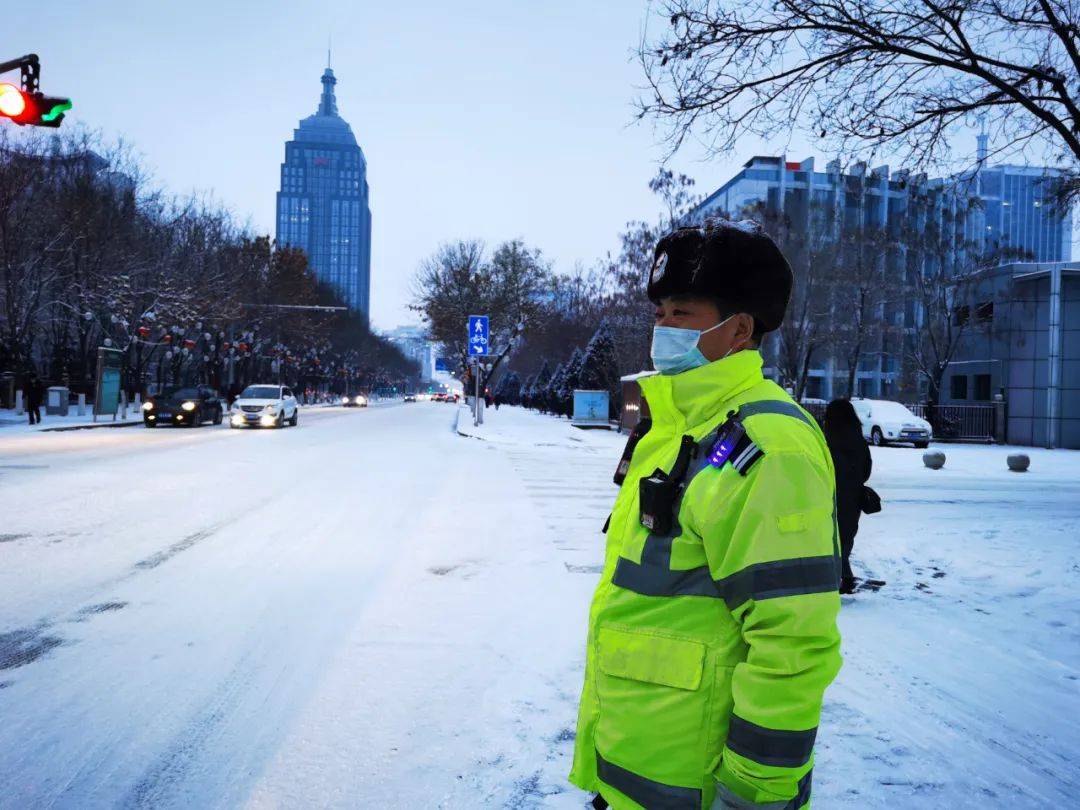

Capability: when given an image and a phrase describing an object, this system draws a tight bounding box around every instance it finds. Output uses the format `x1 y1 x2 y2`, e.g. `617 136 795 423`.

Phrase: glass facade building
975 165 1072 263
692 156 1071 264
688 155 1073 399
276 68 372 318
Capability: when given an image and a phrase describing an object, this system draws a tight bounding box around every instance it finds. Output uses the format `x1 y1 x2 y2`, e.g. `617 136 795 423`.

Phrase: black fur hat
647 221 793 334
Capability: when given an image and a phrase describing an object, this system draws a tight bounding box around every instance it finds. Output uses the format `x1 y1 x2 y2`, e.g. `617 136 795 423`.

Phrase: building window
975 301 994 323
973 374 991 401
950 375 968 400
953 305 970 327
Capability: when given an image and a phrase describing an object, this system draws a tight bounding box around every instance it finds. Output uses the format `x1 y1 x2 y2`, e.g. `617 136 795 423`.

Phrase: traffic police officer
569 222 842 809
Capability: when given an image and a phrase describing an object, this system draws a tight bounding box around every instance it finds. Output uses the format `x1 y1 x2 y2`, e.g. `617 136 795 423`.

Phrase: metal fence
905 404 996 443
800 401 996 443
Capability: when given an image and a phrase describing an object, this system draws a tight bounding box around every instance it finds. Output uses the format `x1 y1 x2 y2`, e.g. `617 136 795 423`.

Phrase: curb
454 406 485 440
40 420 143 433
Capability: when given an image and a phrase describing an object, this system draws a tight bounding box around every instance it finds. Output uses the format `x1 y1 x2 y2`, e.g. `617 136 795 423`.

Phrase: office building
276 66 372 318
688 154 1074 399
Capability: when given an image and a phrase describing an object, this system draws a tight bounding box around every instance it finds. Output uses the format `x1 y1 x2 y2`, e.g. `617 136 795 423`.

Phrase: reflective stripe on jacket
569 350 843 809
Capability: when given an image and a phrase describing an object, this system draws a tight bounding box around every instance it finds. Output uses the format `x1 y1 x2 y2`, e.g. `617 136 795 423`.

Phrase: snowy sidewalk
459 407 1080 808
0 408 143 433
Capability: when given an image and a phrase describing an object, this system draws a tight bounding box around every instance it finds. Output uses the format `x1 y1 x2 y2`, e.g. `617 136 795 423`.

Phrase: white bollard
15 389 24 416
77 393 86 416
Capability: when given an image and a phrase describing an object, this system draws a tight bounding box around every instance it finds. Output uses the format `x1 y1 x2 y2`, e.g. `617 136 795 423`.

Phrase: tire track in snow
121 647 264 808
0 494 278 676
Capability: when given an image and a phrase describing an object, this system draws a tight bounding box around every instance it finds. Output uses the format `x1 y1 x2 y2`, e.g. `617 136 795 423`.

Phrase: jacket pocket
598 626 705 690
594 625 711 795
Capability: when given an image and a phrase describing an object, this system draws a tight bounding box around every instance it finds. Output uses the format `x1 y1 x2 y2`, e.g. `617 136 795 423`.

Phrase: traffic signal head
0 83 71 127
0 83 25 117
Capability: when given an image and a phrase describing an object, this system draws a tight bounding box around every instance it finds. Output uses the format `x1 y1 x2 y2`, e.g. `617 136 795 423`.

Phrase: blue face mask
650 316 734 376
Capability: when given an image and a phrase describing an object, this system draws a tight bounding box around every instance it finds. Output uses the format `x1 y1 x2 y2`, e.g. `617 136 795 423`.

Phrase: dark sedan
142 386 224 427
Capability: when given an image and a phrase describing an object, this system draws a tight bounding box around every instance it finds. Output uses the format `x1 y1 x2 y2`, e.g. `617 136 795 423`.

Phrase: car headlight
142 401 154 411
181 401 196 412
341 397 349 404
263 404 278 413
355 396 366 404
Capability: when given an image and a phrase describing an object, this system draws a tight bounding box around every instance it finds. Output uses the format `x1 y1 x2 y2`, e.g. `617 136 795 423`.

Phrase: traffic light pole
0 54 40 93
1 53 71 128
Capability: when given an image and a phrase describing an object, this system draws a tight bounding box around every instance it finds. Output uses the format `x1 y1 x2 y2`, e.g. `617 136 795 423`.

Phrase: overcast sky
9 1 1062 331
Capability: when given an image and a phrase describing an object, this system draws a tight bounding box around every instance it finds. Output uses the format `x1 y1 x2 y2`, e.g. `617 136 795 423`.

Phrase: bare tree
903 199 981 414
641 0 1080 199
737 200 841 399
0 131 65 372
0 130 417 399
833 223 900 397
410 239 550 391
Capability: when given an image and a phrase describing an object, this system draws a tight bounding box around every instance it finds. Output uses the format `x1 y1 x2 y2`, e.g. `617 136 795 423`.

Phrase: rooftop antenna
976 114 989 166
327 34 332 70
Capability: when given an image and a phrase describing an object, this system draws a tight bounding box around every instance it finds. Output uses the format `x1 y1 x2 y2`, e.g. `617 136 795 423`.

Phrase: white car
229 384 299 429
852 399 932 448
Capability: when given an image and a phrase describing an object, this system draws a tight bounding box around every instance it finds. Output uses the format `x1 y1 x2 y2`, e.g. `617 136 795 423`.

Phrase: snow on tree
544 362 567 415
555 348 585 417
579 322 619 393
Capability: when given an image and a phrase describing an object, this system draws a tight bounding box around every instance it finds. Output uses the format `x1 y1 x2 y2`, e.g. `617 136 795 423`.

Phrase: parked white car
229 384 299 429
852 399 932 448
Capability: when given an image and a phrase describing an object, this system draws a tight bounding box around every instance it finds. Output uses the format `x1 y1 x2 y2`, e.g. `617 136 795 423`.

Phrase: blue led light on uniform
709 422 745 468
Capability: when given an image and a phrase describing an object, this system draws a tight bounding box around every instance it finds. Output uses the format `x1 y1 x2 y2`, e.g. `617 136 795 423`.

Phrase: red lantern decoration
183 339 196 350
163 334 173 344
137 326 151 339
222 341 231 350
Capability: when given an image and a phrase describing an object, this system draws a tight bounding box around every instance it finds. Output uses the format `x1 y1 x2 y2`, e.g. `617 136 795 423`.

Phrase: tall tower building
276 66 372 318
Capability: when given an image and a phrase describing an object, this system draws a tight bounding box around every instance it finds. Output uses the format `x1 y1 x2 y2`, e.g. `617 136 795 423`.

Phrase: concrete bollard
1007 454 1030 473
15 389 23 416
923 451 946 470
77 393 86 416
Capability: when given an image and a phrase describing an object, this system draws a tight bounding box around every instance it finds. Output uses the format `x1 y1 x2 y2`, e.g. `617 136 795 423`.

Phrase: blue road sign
468 315 490 356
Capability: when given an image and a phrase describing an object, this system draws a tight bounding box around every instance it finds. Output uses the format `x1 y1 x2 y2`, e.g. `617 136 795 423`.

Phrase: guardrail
800 401 996 443
905 404 996 443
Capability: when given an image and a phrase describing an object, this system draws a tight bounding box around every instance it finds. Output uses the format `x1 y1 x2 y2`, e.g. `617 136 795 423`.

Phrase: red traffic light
0 82 71 127
0 83 26 118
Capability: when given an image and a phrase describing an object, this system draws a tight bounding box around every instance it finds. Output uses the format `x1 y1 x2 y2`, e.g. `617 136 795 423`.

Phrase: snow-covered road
0 402 597 808
2 402 1078 808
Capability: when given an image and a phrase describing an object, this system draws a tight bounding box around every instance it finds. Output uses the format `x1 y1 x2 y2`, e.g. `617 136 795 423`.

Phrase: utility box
572 390 610 428
47 386 70 416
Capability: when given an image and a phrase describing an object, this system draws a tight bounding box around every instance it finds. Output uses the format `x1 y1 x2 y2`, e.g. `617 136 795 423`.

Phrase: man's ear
732 312 756 348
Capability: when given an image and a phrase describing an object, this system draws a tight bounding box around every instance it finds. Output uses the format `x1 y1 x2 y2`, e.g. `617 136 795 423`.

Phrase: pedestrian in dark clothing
25 372 42 425
823 398 872 594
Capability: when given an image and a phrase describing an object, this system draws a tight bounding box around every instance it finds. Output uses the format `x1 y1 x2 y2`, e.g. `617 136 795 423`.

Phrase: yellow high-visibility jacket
570 350 842 809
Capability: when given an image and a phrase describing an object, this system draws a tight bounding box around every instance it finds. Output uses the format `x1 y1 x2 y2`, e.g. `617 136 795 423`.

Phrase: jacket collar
638 350 765 433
